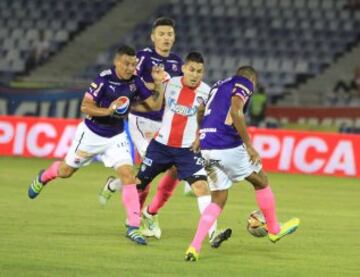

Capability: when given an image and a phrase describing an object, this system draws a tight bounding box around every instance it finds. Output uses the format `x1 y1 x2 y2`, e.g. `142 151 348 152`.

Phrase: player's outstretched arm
80 93 117 117
230 96 261 165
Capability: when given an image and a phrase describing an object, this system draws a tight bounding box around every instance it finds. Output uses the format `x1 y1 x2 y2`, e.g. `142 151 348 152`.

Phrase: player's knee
58 163 76 178
116 165 136 185
191 180 210 197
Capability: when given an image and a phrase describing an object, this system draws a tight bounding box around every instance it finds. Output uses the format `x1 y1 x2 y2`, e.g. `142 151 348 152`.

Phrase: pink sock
40 161 61 184
138 184 150 211
148 173 179 215
255 186 281 234
122 184 141 227
191 203 222 252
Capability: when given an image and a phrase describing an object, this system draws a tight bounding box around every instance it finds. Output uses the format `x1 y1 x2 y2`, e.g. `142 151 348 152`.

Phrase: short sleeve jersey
155 76 211 148
84 67 152 137
200 76 255 149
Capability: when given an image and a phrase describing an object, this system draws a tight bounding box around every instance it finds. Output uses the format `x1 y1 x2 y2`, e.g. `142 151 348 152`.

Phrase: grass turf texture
0 157 359 276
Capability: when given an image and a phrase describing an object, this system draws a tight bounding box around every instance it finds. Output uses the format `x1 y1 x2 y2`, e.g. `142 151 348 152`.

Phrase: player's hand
107 99 119 116
245 144 261 165
191 137 201 153
108 98 126 118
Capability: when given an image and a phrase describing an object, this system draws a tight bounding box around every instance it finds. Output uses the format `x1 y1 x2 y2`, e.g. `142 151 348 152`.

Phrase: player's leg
136 140 173 238
100 131 148 245
245 170 300 242
180 152 219 240
185 188 228 262
28 161 78 199
115 164 148 245
99 114 157 207
28 122 93 199
145 165 179 216
184 152 234 261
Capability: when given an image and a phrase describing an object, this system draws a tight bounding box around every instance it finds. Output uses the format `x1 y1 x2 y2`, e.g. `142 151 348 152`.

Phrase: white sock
108 178 122 192
197 195 217 238
184 182 192 193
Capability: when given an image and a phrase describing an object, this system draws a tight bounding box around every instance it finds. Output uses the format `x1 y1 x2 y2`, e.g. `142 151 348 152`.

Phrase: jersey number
204 88 218 116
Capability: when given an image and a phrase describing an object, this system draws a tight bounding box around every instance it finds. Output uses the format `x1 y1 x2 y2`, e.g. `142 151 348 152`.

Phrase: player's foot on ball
28 170 45 199
141 207 161 239
209 228 232 248
126 226 147 245
184 246 199 262
268 217 300 243
99 176 116 206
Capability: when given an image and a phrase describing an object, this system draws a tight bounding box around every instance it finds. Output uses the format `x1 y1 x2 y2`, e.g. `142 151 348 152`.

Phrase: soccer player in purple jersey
184 66 300 261
100 18 209 238
27 45 165 246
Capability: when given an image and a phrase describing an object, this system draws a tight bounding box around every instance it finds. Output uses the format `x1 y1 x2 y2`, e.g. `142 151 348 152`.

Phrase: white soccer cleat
99 176 116 206
141 207 162 239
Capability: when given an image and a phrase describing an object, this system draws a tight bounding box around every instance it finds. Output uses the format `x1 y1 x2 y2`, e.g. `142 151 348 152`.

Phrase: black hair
116 45 136 57
152 17 175 30
236 66 257 80
185 51 204 64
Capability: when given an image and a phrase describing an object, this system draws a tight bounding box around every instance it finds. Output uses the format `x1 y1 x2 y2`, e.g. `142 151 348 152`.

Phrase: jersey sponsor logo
115 96 130 115
168 98 198 116
150 57 162 62
109 81 122 86
109 85 115 92
200 128 217 133
90 82 97 89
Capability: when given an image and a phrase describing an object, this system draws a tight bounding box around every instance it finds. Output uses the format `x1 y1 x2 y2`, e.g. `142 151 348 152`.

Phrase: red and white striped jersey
155 77 211 148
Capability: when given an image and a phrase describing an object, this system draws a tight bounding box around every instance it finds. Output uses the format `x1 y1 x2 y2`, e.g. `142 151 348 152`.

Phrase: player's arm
141 80 165 111
191 102 205 153
80 93 120 117
132 65 166 112
230 96 261 164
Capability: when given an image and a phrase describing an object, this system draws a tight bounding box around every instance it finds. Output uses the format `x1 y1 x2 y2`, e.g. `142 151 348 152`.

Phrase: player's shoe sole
184 246 199 262
268 217 300 243
210 228 232 248
28 170 45 199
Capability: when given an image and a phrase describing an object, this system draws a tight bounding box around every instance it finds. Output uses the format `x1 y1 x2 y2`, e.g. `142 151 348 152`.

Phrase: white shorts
65 122 133 169
201 144 262 191
128 113 162 158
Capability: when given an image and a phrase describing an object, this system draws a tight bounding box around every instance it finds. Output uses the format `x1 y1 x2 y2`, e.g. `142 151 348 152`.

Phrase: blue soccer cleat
209 228 232 248
126 226 147 245
28 170 45 199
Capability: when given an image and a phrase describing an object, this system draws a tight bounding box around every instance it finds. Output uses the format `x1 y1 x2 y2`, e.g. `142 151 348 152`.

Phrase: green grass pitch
0 157 359 276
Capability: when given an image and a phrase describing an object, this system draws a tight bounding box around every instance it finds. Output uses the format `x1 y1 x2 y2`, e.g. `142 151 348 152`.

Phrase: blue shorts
137 140 207 189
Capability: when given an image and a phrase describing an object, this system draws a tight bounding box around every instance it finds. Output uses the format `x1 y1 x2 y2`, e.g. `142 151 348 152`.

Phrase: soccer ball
247 210 268 237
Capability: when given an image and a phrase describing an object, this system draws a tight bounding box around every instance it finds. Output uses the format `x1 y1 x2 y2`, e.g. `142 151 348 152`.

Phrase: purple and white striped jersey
200 75 254 150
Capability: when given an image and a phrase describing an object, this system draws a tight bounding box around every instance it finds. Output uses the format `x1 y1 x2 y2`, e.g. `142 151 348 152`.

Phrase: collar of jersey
181 77 201 90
